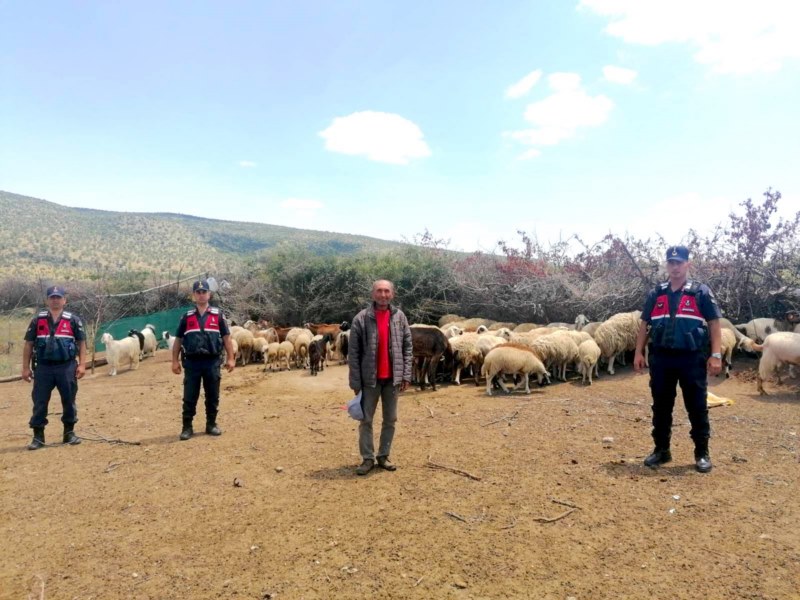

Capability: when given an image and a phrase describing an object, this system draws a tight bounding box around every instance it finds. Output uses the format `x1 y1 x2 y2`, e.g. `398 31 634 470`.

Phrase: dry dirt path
1 352 799 599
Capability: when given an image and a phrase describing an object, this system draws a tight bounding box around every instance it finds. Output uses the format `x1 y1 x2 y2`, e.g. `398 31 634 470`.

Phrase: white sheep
488 321 518 331
294 332 313 368
492 327 514 341
448 333 484 385
566 330 592 346
226 338 239 365
751 332 800 395
441 324 464 338
580 322 602 337
251 337 269 362
285 327 314 345
481 344 550 396
333 330 350 364
231 328 255 365
736 312 800 344
577 339 601 385
476 334 507 358
101 332 140 376
719 328 737 378
264 341 280 371
140 324 158 358
162 331 176 352
277 340 295 370
593 311 642 375
513 323 543 333
529 331 580 381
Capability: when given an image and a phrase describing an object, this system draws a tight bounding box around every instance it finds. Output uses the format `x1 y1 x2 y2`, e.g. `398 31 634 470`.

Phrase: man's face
667 259 689 281
372 281 394 308
47 295 66 311
193 290 210 304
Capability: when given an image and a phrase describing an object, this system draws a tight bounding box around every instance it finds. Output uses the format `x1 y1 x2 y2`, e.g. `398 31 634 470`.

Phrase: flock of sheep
97 309 800 396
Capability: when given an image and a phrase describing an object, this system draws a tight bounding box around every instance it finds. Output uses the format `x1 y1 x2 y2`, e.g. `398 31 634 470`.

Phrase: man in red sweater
348 279 413 475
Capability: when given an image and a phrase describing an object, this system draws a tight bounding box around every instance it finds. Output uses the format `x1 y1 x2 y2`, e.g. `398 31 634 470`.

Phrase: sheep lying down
481 344 550 396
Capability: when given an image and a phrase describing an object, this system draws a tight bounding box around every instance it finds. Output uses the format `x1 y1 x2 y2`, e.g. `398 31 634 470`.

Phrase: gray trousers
359 379 398 460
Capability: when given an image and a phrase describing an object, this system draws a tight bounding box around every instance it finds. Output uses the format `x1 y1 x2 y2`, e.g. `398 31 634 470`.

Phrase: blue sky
2 1 799 252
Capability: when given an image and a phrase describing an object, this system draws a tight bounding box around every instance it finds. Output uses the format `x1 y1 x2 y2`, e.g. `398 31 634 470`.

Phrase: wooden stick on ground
532 508 576 523
426 456 482 481
307 426 326 436
445 511 468 523
481 410 519 427
423 404 434 418
550 498 582 510
82 430 141 446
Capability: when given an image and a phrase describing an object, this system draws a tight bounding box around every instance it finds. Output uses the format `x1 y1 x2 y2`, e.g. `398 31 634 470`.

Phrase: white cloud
602 65 638 84
319 111 431 165
505 69 543 99
517 148 542 161
239 160 257 168
506 72 614 156
580 0 800 74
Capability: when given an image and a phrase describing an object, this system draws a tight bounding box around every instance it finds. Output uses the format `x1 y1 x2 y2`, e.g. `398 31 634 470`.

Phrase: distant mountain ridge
0 191 405 279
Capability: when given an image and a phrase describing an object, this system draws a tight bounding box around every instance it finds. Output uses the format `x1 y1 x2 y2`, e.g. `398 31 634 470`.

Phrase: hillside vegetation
0 191 403 279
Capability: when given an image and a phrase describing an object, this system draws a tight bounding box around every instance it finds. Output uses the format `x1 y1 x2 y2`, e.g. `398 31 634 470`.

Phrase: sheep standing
529 332 579 381
577 339 601 385
481 344 550 396
251 337 269 363
593 311 641 375
101 332 140 376
448 333 484 386
162 331 176 352
141 324 158 357
294 332 313 368
333 330 350 364
719 328 737 378
751 332 800 394
263 342 280 371
231 328 255 365
226 338 239 365
277 340 295 371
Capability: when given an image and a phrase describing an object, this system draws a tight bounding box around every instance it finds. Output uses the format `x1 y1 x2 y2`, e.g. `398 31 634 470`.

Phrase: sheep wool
481 344 549 396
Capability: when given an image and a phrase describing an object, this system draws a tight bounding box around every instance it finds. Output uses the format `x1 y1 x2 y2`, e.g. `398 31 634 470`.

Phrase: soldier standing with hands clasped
634 246 722 473
171 280 236 441
21 285 87 450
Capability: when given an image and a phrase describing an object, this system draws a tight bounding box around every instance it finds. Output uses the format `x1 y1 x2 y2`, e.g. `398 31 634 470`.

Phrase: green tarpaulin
95 306 193 351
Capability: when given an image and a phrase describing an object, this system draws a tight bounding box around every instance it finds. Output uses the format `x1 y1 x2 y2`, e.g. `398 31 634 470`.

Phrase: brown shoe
355 459 374 476
376 456 397 471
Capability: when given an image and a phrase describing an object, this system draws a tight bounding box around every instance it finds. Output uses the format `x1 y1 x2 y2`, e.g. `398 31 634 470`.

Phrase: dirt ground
1 351 799 600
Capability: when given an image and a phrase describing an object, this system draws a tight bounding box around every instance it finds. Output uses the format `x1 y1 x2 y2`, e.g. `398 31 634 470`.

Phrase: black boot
205 421 222 436
644 446 672 468
27 427 45 451
63 423 81 445
694 440 712 473
180 418 193 441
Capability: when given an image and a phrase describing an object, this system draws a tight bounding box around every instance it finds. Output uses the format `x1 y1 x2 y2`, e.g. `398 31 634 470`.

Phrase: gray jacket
348 302 413 390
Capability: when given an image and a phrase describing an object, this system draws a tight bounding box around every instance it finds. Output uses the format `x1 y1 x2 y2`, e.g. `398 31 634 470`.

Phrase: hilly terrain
0 191 405 280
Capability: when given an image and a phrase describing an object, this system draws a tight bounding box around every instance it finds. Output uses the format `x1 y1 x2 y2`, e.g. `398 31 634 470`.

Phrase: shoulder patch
62 311 72 319
38 310 48 317
186 309 196 316
208 307 219 314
